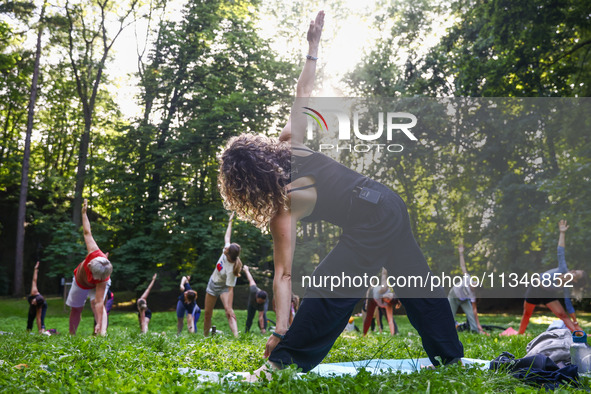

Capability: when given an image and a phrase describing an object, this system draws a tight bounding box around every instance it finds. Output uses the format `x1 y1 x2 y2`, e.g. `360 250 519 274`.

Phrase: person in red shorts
66 199 113 335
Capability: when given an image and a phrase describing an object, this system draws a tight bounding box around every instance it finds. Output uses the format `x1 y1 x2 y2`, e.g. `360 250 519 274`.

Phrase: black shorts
525 297 559 306
138 309 152 319
524 286 559 306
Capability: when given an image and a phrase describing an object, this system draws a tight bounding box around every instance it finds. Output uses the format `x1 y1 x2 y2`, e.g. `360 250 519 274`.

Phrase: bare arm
558 219 568 248
139 310 147 333
30 261 40 296
36 307 43 333
243 266 256 287
140 273 157 301
224 212 234 245
186 313 195 333
93 281 106 335
264 207 296 359
180 276 188 292
82 199 99 253
569 313 582 330
471 301 485 333
279 11 325 144
258 310 266 333
458 243 468 275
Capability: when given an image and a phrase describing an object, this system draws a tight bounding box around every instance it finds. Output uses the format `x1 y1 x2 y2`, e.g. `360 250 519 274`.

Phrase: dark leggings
270 296 462 372
27 303 47 331
269 185 463 372
245 304 267 333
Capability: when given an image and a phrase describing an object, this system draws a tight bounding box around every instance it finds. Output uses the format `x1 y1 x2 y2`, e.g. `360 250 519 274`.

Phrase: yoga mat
179 358 489 382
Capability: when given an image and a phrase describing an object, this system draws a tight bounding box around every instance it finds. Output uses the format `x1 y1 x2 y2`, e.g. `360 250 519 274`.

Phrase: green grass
1 297 590 393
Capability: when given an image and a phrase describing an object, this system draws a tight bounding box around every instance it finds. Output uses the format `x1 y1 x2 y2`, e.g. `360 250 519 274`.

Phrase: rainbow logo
302 107 328 132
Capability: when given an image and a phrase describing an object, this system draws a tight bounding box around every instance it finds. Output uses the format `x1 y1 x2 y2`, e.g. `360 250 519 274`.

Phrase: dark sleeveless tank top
290 148 366 227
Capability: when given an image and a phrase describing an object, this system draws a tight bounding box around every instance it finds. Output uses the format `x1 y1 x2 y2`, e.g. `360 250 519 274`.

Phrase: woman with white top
202 212 243 337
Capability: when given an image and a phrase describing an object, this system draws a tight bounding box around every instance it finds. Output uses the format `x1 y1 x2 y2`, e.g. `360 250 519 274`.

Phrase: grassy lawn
0 297 590 393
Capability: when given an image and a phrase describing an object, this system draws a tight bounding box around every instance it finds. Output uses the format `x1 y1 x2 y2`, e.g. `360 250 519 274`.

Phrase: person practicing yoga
363 269 400 336
66 199 112 335
218 10 463 375
27 261 47 333
518 220 586 334
203 212 242 337
138 273 157 333
243 265 269 334
447 243 486 334
177 275 199 334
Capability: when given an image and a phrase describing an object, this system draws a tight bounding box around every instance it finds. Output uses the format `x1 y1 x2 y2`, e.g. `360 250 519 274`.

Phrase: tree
14 1 46 296
58 0 138 226
90 0 295 288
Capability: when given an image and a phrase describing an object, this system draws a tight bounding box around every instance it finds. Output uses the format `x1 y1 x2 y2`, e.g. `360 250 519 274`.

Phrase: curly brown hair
218 134 291 228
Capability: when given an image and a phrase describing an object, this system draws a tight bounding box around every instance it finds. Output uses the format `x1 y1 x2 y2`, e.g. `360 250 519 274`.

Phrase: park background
1 0 590 305
1 0 591 392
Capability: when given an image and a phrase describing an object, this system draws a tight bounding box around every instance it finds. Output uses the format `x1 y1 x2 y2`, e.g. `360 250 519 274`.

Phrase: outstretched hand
82 198 88 215
34 261 40 270
152 273 157 280
558 219 569 232
307 11 325 45
264 334 281 359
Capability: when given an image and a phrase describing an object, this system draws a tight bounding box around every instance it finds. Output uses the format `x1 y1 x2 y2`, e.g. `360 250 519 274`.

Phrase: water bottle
570 331 591 374
211 325 216 336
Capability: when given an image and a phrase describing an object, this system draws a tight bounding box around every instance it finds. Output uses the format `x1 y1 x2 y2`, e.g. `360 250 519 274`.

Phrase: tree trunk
14 2 46 296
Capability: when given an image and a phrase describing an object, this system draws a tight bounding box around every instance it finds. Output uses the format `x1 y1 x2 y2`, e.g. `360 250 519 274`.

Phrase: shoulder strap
287 183 316 194
292 147 315 154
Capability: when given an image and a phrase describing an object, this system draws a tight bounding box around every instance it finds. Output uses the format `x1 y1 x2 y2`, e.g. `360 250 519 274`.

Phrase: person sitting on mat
202 212 242 337
27 261 48 333
66 199 112 335
518 220 586 334
218 10 463 376
138 273 157 333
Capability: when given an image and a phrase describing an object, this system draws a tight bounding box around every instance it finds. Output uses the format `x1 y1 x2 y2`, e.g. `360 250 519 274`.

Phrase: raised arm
243 266 257 287
557 220 568 272
30 261 40 296
458 243 468 275
557 220 576 315
180 276 189 292
82 199 99 254
279 11 325 144
558 220 576 315
140 273 157 301
224 212 234 245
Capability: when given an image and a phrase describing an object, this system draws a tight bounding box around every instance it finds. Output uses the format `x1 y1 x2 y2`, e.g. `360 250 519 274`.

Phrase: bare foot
246 364 273 382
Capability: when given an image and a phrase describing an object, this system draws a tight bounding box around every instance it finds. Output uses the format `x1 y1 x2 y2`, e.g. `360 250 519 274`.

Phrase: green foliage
40 221 82 278
345 0 591 278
